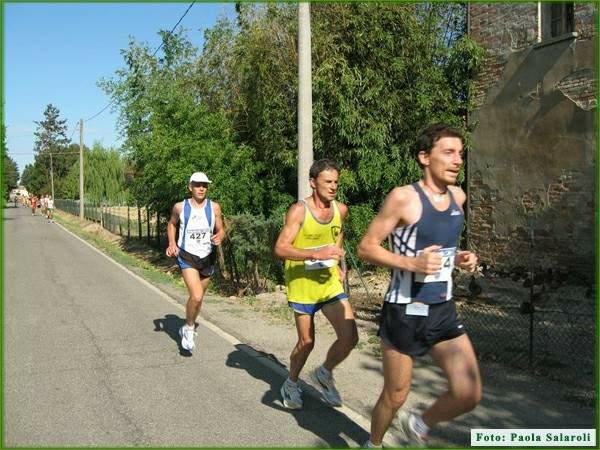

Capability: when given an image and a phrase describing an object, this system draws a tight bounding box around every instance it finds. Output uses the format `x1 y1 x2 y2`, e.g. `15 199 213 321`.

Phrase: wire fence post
146 207 151 245
138 205 142 239
528 227 535 369
156 211 161 248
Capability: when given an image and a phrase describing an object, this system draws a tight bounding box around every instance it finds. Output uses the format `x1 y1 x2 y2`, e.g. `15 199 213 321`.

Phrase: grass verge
55 210 184 292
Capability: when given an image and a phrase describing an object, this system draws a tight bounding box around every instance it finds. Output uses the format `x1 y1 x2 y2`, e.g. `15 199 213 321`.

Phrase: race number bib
414 247 456 283
186 229 210 242
405 302 429 316
304 244 336 271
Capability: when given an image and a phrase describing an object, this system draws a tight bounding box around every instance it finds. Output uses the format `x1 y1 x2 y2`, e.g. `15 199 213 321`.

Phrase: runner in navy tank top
384 181 464 305
358 124 481 448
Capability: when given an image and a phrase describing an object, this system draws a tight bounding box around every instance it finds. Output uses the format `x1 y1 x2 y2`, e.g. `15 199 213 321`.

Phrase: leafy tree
309 3 484 207
2 126 19 199
208 3 483 246
100 29 268 218
61 142 128 204
62 142 128 204
33 104 69 155
20 163 45 196
99 4 484 284
51 143 85 198
22 104 75 196
227 4 299 210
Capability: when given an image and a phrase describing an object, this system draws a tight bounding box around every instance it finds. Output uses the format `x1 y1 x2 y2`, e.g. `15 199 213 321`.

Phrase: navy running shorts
177 248 216 278
378 300 466 357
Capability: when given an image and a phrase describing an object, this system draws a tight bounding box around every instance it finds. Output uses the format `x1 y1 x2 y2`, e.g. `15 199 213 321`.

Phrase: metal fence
454 274 595 406
56 199 165 247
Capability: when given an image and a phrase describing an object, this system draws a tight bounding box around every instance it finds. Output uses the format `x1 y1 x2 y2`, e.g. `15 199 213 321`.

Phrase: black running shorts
378 300 466 357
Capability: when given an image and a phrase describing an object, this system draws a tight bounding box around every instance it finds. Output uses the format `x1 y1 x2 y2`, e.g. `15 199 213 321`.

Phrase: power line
151 0 196 58
69 124 79 141
84 103 112 122
84 1 196 123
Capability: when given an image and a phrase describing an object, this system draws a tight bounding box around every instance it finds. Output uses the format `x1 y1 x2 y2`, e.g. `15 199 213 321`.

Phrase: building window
550 3 574 38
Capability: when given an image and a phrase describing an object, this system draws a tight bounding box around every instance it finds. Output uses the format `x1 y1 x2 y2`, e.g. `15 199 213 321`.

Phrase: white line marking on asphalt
54 219 395 447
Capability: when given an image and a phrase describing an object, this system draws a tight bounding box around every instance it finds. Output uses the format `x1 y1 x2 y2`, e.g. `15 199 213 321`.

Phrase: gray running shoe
280 380 303 410
311 366 342 407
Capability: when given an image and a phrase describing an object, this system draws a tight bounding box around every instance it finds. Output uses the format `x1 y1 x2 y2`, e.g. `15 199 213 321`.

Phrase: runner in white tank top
166 172 225 354
176 197 215 259
46 195 55 223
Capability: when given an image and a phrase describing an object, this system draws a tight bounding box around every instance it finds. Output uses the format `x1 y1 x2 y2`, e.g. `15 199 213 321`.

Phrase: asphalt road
3 206 369 447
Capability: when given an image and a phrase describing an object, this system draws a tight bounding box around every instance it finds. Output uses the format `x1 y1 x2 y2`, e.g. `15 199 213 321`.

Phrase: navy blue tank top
383 182 465 304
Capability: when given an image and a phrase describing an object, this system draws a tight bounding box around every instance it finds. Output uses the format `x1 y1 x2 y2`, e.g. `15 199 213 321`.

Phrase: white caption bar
471 429 596 447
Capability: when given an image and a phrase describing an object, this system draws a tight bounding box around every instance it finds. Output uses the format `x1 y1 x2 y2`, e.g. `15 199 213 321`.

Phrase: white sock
365 438 382 448
410 413 430 436
285 378 297 386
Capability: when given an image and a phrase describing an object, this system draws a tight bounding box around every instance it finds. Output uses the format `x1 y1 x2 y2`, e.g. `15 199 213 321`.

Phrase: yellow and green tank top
284 200 345 304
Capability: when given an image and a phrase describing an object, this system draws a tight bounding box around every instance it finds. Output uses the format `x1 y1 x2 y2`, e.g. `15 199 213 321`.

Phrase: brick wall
555 68 597 110
469 169 594 278
470 3 538 107
470 3 597 106
575 3 596 40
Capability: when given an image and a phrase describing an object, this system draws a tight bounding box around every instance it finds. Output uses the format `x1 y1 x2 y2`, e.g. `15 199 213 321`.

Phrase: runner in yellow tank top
284 199 344 304
274 159 358 410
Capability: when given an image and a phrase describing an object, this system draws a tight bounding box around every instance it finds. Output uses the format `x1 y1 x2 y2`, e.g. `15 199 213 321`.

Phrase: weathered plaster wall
468 3 596 280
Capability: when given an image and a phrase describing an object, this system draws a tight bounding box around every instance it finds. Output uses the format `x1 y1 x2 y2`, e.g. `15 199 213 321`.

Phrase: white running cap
189 172 212 183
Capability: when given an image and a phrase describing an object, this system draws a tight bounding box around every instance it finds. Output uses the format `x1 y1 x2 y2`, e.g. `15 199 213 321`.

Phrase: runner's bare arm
336 202 349 248
358 187 442 274
336 202 349 280
211 202 225 246
449 186 478 271
166 202 182 257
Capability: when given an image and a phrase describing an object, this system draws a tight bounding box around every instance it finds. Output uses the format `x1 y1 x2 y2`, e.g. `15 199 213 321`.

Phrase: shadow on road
153 314 193 357
226 343 370 448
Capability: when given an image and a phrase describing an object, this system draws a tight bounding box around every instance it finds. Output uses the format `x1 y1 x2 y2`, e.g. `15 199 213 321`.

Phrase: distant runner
46 195 54 223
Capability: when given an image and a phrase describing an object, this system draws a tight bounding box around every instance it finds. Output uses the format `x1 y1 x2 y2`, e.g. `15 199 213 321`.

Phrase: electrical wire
69 124 79 141
151 1 196 58
84 1 196 123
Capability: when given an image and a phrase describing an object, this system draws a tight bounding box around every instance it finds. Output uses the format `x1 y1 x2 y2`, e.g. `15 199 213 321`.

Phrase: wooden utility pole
49 153 55 200
79 119 84 219
297 2 313 200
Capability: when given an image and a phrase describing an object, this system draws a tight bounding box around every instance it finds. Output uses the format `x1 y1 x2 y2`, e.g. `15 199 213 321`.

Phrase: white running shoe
398 412 428 447
280 380 303 410
179 325 197 352
311 366 342 407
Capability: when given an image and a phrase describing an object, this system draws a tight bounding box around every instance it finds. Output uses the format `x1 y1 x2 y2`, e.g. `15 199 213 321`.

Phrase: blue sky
4 2 235 175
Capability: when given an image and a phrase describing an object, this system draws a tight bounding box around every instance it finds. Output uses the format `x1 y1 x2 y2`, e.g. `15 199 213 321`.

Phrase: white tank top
177 199 215 258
